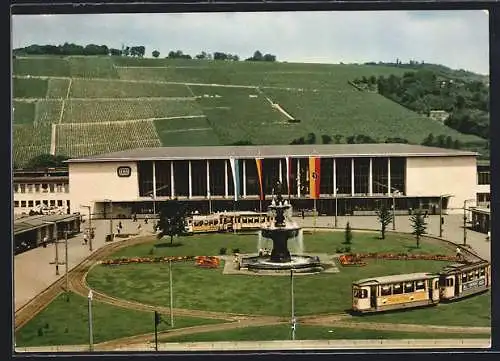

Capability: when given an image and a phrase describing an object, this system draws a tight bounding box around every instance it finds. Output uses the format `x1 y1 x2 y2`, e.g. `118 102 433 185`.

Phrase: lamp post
169 259 174 328
439 195 443 238
334 188 339 228
64 225 69 300
88 290 94 352
45 221 59 275
80 205 93 251
392 190 399 231
290 268 296 341
208 190 212 215
104 199 113 239
463 198 475 246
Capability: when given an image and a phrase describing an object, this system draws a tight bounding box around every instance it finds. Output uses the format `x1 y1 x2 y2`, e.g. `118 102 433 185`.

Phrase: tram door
455 274 460 296
370 286 377 308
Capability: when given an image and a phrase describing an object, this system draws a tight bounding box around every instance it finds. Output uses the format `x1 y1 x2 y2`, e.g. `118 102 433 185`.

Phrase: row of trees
13 43 277 63
289 133 410 145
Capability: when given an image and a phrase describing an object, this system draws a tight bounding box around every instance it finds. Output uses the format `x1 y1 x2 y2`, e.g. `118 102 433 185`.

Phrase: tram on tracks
351 260 491 314
185 211 272 234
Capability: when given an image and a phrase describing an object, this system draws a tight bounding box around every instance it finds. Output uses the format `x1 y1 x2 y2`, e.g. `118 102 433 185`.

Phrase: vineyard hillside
12 55 485 167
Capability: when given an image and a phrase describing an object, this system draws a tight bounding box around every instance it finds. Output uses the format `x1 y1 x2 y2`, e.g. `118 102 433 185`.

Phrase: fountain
239 181 324 274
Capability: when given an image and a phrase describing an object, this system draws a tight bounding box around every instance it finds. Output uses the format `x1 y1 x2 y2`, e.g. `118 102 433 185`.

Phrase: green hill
12 56 485 167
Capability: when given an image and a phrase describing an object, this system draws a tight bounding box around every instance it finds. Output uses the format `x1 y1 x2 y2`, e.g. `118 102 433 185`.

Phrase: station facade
66 144 479 217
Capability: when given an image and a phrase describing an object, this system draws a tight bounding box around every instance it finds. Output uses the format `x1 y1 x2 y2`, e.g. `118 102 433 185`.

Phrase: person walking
83 233 88 246
456 247 462 260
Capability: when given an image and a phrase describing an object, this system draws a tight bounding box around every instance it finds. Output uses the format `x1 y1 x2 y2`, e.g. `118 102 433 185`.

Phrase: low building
65 144 479 217
14 214 81 255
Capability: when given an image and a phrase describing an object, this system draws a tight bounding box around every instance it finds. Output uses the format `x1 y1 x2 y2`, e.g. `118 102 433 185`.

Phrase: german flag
255 158 264 200
309 157 321 199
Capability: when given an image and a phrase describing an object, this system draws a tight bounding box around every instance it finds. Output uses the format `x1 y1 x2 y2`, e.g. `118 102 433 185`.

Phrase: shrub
44 323 49 329
37 328 44 337
232 248 240 254
219 247 227 255
148 247 155 255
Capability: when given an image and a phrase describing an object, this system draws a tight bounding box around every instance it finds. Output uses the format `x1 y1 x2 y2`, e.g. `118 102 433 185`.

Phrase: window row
477 171 490 185
14 183 69 194
14 199 70 208
380 280 427 296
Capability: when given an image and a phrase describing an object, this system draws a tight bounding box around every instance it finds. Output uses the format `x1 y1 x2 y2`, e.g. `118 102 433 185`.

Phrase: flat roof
66 144 477 163
14 214 80 235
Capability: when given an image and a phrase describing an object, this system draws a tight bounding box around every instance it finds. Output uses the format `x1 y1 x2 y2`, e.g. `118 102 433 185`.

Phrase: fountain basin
241 254 323 273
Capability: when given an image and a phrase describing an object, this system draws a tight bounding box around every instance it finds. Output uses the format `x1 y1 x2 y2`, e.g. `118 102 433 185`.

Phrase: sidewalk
293 214 491 261
14 218 157 311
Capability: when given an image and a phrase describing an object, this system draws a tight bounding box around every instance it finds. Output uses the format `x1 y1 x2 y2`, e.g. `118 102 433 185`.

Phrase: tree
25 154 69 169
152 50 160 58
375 205 392 239
343 222 352 245
409 210 427 248
157 199 188 245
306 133 316 144
321 134 332 144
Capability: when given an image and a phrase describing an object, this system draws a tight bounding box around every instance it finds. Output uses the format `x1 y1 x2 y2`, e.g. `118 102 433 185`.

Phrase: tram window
462 274 467 282
434 281 439 289
416 281 425 291
404 282 415 293
393 283 403 295
480 269 485 277
446 278 454 287
381 286 392 296
475 270 479 278
353 289 368 299
468 272 474 281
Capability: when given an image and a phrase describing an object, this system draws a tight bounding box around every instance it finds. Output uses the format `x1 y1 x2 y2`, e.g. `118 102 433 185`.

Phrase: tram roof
66 144 477 163
440 261 490 274
354 272 437 286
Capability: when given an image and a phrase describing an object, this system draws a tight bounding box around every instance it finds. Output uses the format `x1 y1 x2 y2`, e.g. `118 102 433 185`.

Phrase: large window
209 159 226 196
173 161 189 197
244 159 259 196
372 157 388 194
137 161 154 197
320 158 333 195
354 158 370 195
155 161 171 197
390 157 406 194
191 160 207 197
336 158 351 195
262 159 281 196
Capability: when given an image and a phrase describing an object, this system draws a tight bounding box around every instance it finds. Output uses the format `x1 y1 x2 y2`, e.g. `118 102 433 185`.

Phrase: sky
11 10 490 75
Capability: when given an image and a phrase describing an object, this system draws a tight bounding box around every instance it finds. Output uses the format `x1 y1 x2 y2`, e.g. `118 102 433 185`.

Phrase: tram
185 211 272 234
439 261 491 301
352 272 441 313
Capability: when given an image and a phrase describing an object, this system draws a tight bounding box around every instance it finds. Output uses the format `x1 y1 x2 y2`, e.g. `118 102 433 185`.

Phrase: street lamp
80 205 93 251
169 259 174 328
392 189 400 231
44 221 60 275
290 268 296 341
208 190 212 215
88 289 94 352
463 198 476 246
334 188 339 228
104 199 113 239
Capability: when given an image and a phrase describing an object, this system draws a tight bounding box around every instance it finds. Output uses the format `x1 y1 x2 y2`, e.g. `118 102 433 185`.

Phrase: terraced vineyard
13 124 52 166
61 98 203 123
56 121 161 157
12 55 486 167
69 79 192 98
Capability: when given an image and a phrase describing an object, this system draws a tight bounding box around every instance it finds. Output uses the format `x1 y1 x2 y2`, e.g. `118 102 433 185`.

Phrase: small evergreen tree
344 222 352 245
410 210 427 248
375 205 392 239
157 199 188 245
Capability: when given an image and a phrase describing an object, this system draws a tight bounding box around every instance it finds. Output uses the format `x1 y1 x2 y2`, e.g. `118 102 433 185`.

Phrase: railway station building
65 144 480 218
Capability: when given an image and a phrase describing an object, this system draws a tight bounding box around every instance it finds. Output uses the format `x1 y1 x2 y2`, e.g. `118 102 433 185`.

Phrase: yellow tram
185 211 272 234
439 261 491 301
352 273 440 313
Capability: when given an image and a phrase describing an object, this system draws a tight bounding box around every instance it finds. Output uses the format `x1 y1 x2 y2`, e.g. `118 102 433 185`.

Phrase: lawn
86 231 472 320
162 324 490 343
15 292 224 347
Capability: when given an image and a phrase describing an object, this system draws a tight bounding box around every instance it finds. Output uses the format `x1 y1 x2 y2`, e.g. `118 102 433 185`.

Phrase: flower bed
337 253 466 267
101 256 195 266
195 256 220 269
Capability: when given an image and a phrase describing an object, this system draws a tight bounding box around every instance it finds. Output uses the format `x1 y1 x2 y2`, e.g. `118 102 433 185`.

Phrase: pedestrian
83 233 88 245
133 213 137 222
137 223 142 231
456 247 462 260
145 216 148 224
487 231 490 242
116 225 121 234
118 221 123 229
42 235 48 248
301 210 305 219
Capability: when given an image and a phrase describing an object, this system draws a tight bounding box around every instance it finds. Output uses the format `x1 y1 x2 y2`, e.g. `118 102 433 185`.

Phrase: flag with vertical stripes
255 158 264 200
229 157 240 201
309 157 321 199
285 157 292 197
